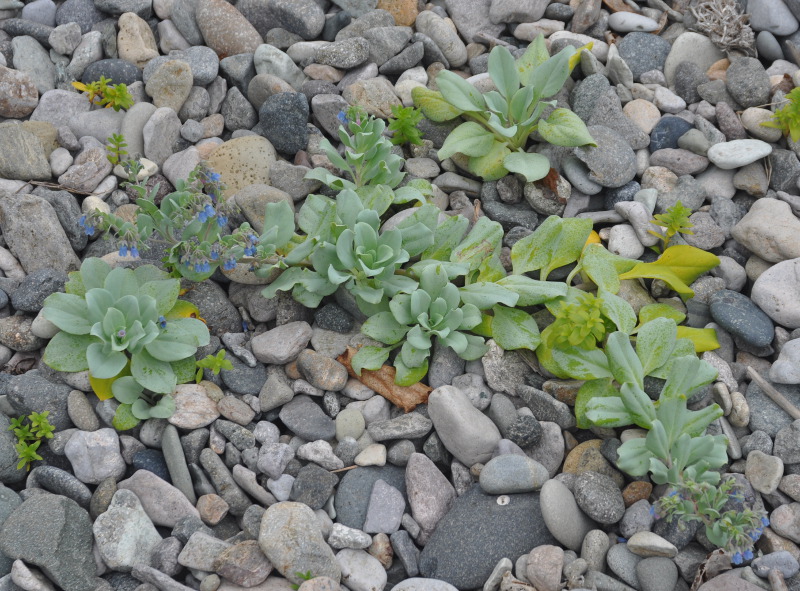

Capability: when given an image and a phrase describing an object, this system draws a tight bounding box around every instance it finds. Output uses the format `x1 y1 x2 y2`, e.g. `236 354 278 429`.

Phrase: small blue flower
130 246 139 258
197 211 208 223
85 225 95 236
158 316 167 329
731 552 743 565
337 111 348 125
648 505 656 517
223 258 236 271
244 246 256 257
204 204 215 217
248 234 259 243
117 329 126 338
210 250 219 261
762 516 770 527
217 215 228 227
208 172 221 182
79 215 86 226
202 261 211 273
119 244 128 257
743 549 753 561
668 490 680 497
194 263 202 273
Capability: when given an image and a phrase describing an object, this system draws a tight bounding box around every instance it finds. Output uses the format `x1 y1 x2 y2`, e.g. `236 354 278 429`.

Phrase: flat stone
707 139 773 170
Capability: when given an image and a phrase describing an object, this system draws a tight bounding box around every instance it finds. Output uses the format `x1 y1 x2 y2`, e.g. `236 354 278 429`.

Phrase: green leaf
394 356 429 387
636 303 686 329
148 395 176 419
411 87 464 122
351 346 391 375
458 283 518 309
261 200 296 249
598 289 637 335
575 378 616 429
536 340 612 380
356 185 394 217
171 356 197 385
133 264 169 286
145 320 208 362
131 398 154 420
537 108 596 147
578 244 637 294
469 141 511 181
131 349 176 394
516 35 550 86
139 279 180 317
619 382 655 429
676 327 720 353
438 122 496 160
636 317 678 375
645 419 670 460
112 403 140 430
436 70 486 112
42 293 91 334
43 332 95 372
606 331 644 387
362 312 409 345
298 194 336 237
111 376 143 404
491 305 540 351
511 215 593 279
86 343 128 379
661 355 718 400
422 215 469 261
617 438 652 477
585 395 635 427
502 151 551 182
495 275 567 306
529 46 572 98
79 257 111 291
489 45 520 100
103 267 138 300
450 217 504 272
619 245 720 301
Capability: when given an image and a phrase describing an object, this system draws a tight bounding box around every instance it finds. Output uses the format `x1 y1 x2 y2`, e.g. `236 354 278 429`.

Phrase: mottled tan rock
0 66 38 118
377 0 418 26
204 135 277 199
117 12 159 69
168 383 220 429
197 494 229 525
195 0 263 58
145 59 193 112
526 545 563 591
233 184 294 233
342 78 402 119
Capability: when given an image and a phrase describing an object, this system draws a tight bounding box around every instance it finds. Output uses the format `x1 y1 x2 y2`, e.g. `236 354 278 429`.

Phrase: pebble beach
2 0 800 590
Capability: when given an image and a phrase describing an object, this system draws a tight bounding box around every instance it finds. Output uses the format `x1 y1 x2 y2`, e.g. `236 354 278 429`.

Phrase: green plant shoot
388 104 425 146
195 350 233 383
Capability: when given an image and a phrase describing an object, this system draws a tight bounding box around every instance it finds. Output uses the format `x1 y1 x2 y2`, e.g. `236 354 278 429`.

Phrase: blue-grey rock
746 380 800 437
650 116 694 152
604 181 641 210
181 278 242 336
219 353 266 396
169 46 220 86
726 57 771 109
335 465 408 529
0 494 102 591
0 415 25 485
6 374 72 431
0 19 54 47
574 125 637 188
27 465 92 508
709 289 774 348
418 484 556 589
132 449 171 482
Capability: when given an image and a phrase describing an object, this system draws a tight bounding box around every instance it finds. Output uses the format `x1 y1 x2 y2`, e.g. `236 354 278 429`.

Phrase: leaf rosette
42 258 209 424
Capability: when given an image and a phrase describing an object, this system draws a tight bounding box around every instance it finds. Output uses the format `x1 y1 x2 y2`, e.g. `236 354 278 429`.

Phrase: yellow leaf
71 81 89 92
166 299 206 324
89 362 131 401
676 326 720 353
568 42 594 72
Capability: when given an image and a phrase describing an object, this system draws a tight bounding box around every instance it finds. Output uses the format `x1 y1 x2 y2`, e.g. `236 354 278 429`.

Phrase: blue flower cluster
118 243 139 258
243 234 259 257
78 215 95 236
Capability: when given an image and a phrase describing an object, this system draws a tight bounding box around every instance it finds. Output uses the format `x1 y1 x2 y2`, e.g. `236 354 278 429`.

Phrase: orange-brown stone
377 0 419 26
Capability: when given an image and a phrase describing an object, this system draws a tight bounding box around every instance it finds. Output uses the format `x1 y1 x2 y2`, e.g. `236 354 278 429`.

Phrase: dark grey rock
27 465 92 508
411 32 450 68
10 269 67 313
240 0 325 39
314 303 354 333
81 58 141 85
258 92 310 155
32 188 88 253
505 415 542 448
55 0 105 33
334 465 408 529
289 463 339 510
221 86 258 131
380 41 424 76
199 448 251 516
650 116 694 152
769 149 800 192
418 484 557 589
726 56 770 109
574 125 637 188
0 415 26 485
616 32 671 81
132 449 171 482
604 181 641 210
168 46 220 86
0 494 101 591
0 19 54 46
747 380 800 437
323 10 352 42
182 279 242 335
6 374 72 431
279 395 335 441
573 471 625 524
673 61 708 104
219 353 266 396
219 53 255 94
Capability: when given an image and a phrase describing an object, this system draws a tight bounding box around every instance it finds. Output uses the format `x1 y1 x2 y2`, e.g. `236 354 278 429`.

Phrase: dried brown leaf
337 346 432 412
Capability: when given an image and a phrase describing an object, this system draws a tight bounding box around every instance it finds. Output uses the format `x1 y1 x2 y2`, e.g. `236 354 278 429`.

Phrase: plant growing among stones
648 201 694 253
195 349 233 383
581 323 767 560
72 76 135 111
762 86 800 143
41 258 210 428
412 35 596 181
388 104 425 146
105 133 130 167
8 411 55 471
